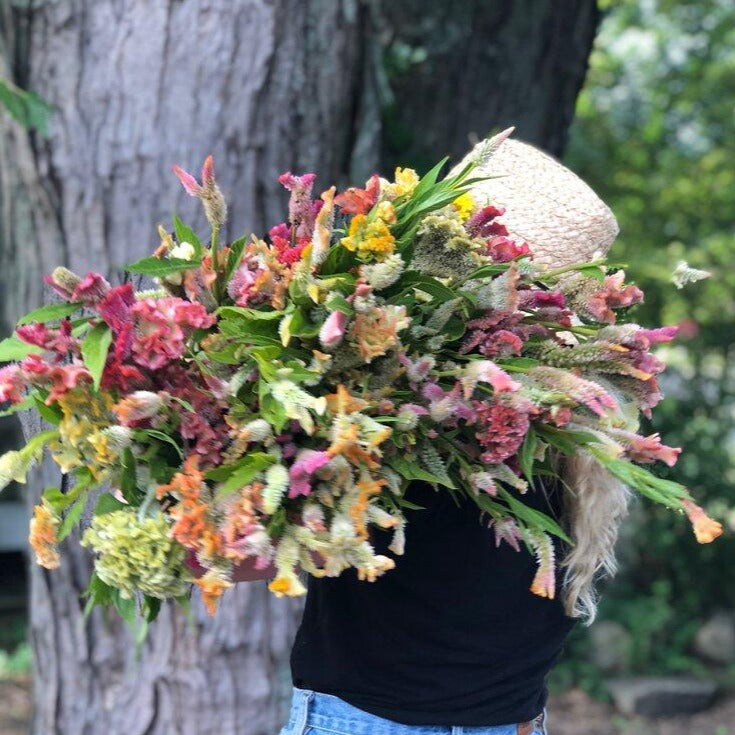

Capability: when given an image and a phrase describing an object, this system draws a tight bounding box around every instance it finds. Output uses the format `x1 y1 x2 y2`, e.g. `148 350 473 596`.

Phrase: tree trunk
378 0 599 170
0 2 379 734
0 1 600 734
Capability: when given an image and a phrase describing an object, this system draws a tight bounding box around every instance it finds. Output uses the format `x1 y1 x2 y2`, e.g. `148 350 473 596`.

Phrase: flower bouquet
0 133 721 623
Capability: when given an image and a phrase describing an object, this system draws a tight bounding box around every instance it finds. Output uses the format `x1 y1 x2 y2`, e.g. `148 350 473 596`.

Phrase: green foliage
0 77 53 134
563 0 735 682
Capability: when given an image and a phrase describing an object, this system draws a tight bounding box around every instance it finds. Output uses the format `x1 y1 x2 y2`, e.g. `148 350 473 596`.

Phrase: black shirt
290 479 575 727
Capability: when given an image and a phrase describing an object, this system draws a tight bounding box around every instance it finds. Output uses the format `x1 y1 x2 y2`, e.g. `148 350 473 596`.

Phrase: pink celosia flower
334 174 381 215
492 517 523 551
130 297 215 370
278 172 318 240
319 310 348 349
0 364 27 403
473 399 530 463
529 366 617 416
422 382 476 424
586 270 644 323
614 430 681 467
289 450 332 498
16 320 76 358
460 359 520 399
172 155 227 228
20 356 91 404
399 354 436 384
269 223 309 265
72 272 111 305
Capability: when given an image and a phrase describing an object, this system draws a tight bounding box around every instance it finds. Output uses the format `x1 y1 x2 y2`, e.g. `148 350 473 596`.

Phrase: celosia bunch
0 143 722 622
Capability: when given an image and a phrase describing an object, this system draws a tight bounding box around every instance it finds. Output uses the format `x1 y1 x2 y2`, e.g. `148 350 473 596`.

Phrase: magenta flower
288 450 332 498
97 283 135 333
465 205 508 239
319 310 348 349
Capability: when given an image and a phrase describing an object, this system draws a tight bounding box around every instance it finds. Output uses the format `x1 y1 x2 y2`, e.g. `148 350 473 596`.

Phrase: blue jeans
278 687 548 735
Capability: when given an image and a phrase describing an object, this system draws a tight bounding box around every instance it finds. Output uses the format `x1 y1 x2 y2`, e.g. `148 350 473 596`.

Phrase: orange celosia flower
325 384 367 415
327 421 377 468
682 499 723 544
156 455 204 501
350 476 386 539
195 572 232 616
349 305 408 363
29 502 60 570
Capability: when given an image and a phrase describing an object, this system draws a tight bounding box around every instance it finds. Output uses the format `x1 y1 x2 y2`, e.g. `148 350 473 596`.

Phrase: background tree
556 0 735 687
0 1 599 733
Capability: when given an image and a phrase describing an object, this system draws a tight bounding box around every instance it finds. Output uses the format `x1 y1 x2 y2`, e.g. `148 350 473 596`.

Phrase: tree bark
0 2 379 734
0 1 600 734
378 0 599 169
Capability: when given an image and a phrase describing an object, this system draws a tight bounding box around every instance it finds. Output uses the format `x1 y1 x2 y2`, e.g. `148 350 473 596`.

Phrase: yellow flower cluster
452 192 476 221
341 206 397 261
53 389 118 479
384 167 419 199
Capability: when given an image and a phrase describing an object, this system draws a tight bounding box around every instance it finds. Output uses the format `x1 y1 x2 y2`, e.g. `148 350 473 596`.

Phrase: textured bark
0 1 600 734
0 2 378 734
378 0 599 168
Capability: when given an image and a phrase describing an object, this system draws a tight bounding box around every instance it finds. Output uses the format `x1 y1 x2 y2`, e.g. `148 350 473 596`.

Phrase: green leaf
498 488 572 544
112 589 139 629
386 456 446 486
142 595 162 623
134 429 184 460
173 215 203 258
0 78 53 134
17 301 83 326
225 236 247 280
119 448 141 504
518 426 538 486
93 492 127 516
33 394 63 426
42 486 79 514
83 572 115 617
57 494 87 541
217 306 285 321
81 323 112 390
320 242 358 275
0 335 43 362
124 256 201 277
212 453 278 499
324 292 354 315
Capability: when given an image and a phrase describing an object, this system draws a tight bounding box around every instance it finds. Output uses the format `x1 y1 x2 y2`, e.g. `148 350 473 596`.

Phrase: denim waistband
286 687 532 735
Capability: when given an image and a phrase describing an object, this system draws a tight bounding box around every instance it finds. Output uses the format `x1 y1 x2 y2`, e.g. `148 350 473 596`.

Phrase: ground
1 682 734 735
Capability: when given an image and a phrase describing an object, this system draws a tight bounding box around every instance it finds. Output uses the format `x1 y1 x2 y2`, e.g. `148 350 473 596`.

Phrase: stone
606 677 717 717
693 612 735 665
588 620 633 673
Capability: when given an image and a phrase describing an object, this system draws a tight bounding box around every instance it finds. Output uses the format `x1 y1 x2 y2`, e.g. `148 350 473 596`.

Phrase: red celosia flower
16 320 76 359
486 236 532 263
334 174 381 215
465 205 508 238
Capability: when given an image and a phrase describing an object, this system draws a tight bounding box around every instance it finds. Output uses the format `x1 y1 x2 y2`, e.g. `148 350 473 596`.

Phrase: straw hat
450 129 619 268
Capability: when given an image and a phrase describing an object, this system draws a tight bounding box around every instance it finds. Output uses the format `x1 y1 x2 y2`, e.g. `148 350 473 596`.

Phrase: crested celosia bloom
474 399 530 464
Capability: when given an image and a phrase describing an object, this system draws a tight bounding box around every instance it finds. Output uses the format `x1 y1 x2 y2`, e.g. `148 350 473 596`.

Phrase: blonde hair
559 452 631 624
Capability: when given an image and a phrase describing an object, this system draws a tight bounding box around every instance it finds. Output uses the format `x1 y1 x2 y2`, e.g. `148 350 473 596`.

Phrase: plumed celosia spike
172 163 202 197
262 463 290 514
201 154 215 188
529 530 556 600
492 517 523 551
681 500 723 544
29 501 60 570
319 309 348 349
460 359 520 399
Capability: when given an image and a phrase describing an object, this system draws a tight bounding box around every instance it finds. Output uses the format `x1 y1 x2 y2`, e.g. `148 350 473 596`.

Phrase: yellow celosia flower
341 215 396 261
452 192 476 221
385 167 419 199
682 500 723 544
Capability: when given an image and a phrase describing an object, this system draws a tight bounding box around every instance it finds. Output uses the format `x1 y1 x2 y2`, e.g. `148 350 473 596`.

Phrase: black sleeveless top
290 479 576 727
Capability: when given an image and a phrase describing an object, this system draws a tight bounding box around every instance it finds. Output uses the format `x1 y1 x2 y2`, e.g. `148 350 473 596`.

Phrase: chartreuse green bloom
81 509 192 599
